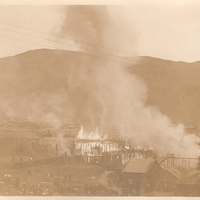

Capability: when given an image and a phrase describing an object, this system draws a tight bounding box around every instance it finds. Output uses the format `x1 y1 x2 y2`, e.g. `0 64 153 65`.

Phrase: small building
122 159 163 195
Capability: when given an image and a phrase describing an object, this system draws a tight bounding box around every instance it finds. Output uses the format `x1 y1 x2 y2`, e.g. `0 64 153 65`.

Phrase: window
129 178 133 185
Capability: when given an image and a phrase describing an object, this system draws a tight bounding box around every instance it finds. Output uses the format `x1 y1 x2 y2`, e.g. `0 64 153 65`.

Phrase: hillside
0 49 200 128
128 57 200 127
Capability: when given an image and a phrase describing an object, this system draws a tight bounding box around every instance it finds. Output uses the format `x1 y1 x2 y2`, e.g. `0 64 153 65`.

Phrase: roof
122 158 156 174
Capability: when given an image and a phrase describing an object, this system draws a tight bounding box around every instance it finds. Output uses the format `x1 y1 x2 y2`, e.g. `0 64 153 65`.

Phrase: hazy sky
1 2 200 62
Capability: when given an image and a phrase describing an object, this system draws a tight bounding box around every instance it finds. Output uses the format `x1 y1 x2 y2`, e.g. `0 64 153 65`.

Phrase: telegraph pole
56 144 60 185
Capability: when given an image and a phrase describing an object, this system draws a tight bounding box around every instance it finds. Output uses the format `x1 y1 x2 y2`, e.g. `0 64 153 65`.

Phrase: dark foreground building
121 158 179 196
122 159 162 195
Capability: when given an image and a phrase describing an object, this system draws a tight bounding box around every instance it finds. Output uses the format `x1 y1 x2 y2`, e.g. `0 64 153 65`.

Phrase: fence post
56 144 60 185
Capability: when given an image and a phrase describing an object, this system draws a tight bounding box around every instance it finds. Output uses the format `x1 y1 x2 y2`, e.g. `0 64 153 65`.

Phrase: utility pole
56 144 60 185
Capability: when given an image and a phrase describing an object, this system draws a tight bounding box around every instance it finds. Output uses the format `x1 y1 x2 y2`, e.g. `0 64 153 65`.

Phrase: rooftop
122 158 156 174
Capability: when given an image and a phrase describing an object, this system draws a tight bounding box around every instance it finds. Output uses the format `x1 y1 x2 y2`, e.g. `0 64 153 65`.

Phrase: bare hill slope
129 56 200 126
0 49 199 127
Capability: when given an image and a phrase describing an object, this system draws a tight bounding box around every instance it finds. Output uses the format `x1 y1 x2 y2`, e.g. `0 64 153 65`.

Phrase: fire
76 126 107 140
74 126 124 156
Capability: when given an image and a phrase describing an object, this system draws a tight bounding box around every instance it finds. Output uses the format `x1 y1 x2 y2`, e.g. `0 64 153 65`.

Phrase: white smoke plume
57 5 200 157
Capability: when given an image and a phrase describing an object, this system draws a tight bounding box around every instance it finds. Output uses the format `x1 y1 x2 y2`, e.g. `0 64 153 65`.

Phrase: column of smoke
58 5 200 157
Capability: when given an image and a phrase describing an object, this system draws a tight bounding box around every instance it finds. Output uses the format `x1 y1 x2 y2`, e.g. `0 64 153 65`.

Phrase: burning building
74 126 131 164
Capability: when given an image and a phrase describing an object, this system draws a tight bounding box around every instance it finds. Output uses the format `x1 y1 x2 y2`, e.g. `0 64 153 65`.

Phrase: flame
76 126 107 140
75 126 132 156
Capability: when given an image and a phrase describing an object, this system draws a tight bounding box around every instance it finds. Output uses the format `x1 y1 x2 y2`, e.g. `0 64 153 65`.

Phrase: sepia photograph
0 0 200 197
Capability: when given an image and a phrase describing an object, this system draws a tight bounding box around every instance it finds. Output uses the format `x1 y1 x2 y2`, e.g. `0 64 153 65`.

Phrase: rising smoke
0 6 200 157
57 5 200 157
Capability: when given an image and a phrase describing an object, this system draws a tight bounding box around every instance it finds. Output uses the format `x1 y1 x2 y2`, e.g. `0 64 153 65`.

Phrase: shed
122 159 163 195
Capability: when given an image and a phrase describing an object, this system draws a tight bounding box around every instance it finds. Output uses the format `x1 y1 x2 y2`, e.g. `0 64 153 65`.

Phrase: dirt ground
0 160 120 196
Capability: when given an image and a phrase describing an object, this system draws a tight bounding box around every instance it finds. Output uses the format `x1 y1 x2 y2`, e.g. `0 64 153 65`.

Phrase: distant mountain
0 49 199 128
128 56 200 127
